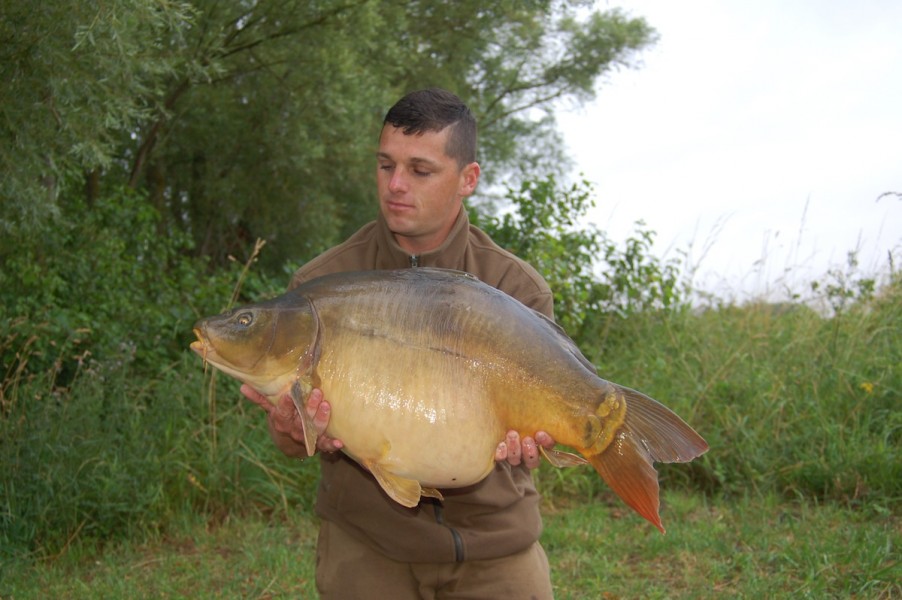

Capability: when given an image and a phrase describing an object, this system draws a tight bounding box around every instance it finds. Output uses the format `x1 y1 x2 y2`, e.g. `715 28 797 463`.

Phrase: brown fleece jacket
287 206 553 563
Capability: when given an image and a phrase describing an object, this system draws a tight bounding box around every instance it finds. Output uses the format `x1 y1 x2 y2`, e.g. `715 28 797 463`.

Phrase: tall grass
537 266 901 513
0 351 322 561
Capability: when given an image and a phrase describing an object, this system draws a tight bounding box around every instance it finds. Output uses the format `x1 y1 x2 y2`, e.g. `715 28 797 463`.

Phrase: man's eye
378 164 394 171
414 169 431 177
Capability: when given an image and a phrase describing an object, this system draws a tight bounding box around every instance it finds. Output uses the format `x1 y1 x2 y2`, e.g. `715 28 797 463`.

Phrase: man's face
377 125 480 254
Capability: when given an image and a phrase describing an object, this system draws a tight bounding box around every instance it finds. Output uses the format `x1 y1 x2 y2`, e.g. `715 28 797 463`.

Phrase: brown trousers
315 520 554 599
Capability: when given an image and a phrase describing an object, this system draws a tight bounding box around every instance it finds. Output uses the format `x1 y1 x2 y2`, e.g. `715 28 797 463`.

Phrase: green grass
0 513 320 598
1 491 897 599
543 492 900 599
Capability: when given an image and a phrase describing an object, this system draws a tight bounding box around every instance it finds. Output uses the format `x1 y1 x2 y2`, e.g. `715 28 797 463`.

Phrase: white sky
557 0 902 302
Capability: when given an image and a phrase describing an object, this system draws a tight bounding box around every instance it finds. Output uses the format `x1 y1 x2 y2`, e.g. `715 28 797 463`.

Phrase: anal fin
365 460 424 508
421 487 444 501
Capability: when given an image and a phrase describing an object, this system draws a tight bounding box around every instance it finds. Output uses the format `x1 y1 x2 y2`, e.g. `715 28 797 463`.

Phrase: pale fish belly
316 334 503 489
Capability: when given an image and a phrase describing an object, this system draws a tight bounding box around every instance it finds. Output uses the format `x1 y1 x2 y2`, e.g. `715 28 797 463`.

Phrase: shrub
0 188 307 557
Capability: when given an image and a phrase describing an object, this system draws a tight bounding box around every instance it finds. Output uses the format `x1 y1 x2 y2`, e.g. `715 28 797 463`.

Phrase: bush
0 189 310 558
472 175 684 339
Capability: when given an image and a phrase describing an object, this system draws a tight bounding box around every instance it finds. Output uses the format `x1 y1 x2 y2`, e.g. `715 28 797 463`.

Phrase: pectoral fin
365 460 425 508
290 297 324 458
541 446 590 468
289 380 318 457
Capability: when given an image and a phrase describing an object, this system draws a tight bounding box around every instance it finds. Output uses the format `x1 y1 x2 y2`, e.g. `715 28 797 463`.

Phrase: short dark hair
383 88 477 168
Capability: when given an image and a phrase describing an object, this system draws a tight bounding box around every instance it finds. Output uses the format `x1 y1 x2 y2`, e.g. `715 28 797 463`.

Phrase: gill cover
192 291 318 382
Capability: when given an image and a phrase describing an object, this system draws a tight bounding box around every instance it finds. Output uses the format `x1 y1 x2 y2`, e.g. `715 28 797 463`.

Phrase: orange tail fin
587 386 708 533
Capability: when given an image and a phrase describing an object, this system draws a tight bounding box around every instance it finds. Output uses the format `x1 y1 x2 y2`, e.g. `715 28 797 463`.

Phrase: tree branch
127 78 190 189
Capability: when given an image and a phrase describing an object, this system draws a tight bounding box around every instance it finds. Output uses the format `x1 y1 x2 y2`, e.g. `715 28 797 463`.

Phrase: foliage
809 249 878 315
1 188 223 385
0 185 303 558
0 0 195 233
0 187 303 557
543 494 900 598
1 0 656 270
473 175 684 338
0 352 321 560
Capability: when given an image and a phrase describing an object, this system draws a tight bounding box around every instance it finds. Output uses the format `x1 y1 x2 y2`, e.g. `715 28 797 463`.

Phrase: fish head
191 298 316 398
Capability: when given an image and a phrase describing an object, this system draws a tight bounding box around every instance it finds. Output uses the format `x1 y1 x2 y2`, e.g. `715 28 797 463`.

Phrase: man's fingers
318 436 344 453
305 388 324 416
494 430 554 468
312 399 331 436
505 430 522 466
495 441 508 461
240 384 273 413
313 401 345 452
302 388 344 453
522 436 540 469
271 395 305 442
535 430 555 449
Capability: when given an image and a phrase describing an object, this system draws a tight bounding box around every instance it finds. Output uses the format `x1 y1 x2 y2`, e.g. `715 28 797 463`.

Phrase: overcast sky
557 0 902 301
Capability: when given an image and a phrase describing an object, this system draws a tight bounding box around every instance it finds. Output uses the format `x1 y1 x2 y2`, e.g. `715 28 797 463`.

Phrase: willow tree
0 1 193 233
1 0 655 269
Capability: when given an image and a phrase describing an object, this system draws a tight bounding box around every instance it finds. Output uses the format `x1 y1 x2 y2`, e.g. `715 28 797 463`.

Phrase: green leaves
1 0 656 270
0 0 195 234
473 175 684 339
0 188 225 387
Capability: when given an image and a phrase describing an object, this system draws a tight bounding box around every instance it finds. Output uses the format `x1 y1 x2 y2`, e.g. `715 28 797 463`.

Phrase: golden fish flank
191 267 708 533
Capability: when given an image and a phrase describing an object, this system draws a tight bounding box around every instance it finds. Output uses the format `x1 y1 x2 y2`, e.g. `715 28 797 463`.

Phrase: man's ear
459 162 480 196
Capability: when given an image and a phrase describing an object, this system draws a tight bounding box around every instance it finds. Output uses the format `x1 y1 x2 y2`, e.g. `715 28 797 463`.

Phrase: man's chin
382 208 417 232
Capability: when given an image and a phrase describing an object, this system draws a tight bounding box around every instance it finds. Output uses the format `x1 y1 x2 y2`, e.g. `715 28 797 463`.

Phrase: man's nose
389 169 407 193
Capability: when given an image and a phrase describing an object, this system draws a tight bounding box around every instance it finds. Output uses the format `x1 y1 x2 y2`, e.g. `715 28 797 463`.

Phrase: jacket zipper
410 255 461 558
431 500 464 562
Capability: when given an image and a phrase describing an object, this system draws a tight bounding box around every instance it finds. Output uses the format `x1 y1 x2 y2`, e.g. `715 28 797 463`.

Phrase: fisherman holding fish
242 88 559 598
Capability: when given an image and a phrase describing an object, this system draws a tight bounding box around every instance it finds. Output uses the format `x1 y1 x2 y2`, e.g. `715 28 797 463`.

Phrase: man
242 88 557 599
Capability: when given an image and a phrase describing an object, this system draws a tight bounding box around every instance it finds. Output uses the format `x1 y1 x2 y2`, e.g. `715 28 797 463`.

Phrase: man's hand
240 384 343 456
495 430 555 470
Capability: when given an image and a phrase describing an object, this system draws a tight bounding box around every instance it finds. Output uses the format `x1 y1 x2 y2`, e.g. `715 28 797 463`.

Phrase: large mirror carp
191 268 708 532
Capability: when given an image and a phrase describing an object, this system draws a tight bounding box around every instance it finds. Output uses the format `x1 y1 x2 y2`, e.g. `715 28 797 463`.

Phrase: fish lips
190 328 208 360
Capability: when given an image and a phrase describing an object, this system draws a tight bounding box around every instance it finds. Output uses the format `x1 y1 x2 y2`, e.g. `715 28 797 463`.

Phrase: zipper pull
409 255 419 267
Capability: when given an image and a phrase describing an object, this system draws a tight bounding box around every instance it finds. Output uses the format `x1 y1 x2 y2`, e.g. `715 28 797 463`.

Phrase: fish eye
236 312 254 327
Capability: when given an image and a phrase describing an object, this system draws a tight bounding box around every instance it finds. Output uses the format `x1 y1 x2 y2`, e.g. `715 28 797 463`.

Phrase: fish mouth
190 328 208 361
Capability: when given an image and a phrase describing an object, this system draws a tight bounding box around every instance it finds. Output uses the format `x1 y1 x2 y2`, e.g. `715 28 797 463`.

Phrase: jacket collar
375 206 470 269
